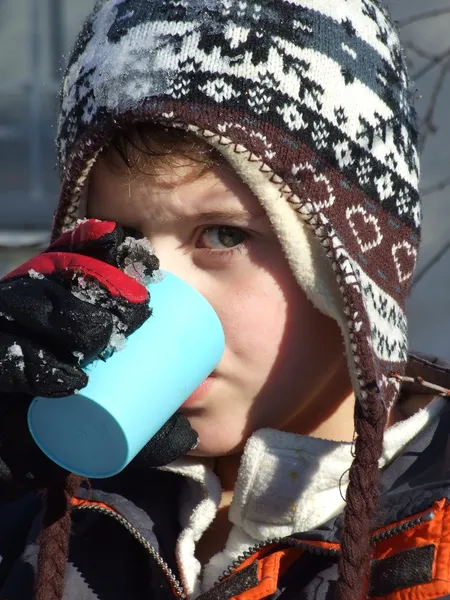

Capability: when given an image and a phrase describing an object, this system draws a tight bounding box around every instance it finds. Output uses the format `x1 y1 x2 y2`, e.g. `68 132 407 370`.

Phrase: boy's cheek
211 267 290 349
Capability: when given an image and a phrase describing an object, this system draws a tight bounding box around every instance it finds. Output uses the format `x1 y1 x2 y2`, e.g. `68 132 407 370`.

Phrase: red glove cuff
48 220 117 251
3 252 149 305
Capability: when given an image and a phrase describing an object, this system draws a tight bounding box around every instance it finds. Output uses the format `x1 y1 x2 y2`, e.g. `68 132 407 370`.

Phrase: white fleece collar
159 457 221 597
229 397 446 541
161 398 446 596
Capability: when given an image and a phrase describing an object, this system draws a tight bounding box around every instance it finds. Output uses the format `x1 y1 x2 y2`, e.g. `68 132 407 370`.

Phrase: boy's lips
182 375 216 407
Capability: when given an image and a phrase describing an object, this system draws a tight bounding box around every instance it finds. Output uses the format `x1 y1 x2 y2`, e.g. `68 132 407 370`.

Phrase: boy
1 1 450 599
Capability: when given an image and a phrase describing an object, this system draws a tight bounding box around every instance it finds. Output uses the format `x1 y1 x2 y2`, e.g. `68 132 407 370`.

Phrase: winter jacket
1 353 450 600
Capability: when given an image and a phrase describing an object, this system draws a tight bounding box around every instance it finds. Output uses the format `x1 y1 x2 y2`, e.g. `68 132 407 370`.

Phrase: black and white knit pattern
56 0 421 411
59 0 419 223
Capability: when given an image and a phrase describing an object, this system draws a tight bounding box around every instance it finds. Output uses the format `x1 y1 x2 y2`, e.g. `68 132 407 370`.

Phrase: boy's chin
186 438 248 458
185 448 214 458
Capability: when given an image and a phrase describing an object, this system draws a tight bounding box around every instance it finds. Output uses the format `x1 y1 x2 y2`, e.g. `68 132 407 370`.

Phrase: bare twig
390 372 450 397
392 5 450 283
421 175 450 197
419 56 450 154
405 41 434 62
399 8 450 27
413 47 450 82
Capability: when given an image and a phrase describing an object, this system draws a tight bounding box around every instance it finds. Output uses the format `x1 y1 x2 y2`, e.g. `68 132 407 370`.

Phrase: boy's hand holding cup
0 219 221 492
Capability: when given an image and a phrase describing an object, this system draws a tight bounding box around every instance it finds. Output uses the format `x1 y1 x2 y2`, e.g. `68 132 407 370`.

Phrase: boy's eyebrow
180 208 266 224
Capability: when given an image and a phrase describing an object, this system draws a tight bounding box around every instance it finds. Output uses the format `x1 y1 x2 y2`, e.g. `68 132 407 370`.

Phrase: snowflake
334 140 353 169
375 171 394 201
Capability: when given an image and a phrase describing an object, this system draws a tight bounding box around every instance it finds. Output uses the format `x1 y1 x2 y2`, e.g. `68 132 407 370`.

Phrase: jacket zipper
72 502 435 594
369 509 435 545
72 503 187 599
216 509 436 583
217 537 339 582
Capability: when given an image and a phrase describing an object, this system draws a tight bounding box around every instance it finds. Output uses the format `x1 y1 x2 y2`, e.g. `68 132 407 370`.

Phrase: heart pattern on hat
293 161 336 211
347 205 383 253
392 240 417 284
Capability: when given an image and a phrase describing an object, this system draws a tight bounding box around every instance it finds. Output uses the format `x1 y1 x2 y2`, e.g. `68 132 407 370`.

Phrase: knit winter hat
53 1 420 598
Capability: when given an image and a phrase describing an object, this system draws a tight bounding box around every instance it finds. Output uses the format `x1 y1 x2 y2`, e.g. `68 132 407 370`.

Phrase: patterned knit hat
53 1 420 598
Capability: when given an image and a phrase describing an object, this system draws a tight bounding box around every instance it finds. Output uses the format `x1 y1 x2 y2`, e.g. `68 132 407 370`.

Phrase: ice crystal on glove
7 343 23 358
71 280 128 357
5 343 25 372
0 311 14 322
28 269 44 279
116 236 162 286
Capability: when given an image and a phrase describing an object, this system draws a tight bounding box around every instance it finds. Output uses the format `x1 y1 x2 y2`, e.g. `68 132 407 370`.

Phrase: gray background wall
0 0 95 228
0 0 449 357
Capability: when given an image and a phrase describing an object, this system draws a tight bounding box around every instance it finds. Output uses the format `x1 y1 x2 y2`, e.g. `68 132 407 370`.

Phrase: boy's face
88 156 350 457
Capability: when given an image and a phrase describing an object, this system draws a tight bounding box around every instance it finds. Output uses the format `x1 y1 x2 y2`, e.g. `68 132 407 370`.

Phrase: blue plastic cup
27 271 225 478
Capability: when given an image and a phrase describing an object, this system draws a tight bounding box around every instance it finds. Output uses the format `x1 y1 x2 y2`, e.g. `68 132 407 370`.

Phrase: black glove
0 219 198 497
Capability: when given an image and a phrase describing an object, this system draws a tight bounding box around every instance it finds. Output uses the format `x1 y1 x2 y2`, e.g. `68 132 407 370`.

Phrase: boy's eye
198 226 247 250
